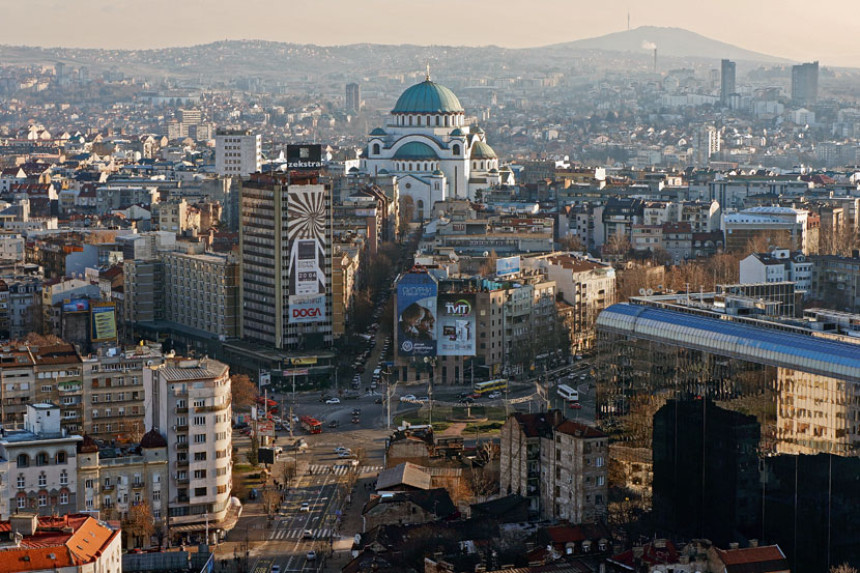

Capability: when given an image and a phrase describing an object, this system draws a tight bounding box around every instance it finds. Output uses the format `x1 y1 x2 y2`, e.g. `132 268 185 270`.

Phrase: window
17 454 29 468
193 434 206 444
17 497 26 509
193 470 207 479
194 487 207 497
17 475 24 489
194 452 207 462
372 143 380 155
38 494 47 507
452 144 461 156
595 457 605 467
596 475 605 486
193 416 206 426
60 492 68 505
193 400 204 408
38 473 46 487
60 471 68 486
152 491 161 502
85 479 94 489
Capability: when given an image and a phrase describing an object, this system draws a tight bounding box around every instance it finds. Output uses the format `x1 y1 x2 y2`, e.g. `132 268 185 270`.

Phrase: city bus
557 384 579 402
299 415 322 434
473 379 508 396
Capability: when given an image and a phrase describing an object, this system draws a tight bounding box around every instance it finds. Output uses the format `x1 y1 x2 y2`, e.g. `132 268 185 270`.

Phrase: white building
361 73 513 215
144 357 235 543
739 249 813 293
215 129 262 178
0 404 82 516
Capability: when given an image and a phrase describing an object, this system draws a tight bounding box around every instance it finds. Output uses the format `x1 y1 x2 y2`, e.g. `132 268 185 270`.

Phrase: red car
568 401 582 409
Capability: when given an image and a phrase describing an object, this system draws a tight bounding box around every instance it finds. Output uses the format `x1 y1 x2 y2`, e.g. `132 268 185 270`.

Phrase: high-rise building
345 82 361 112
720 59 736 104
240 172 333 350
215 129 261 178
791 61 819 107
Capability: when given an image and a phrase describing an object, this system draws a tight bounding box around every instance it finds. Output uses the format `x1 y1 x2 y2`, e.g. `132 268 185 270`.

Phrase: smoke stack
653 48 658 73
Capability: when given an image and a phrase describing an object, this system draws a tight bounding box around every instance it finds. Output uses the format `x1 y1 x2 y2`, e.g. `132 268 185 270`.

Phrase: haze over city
7 0 859 66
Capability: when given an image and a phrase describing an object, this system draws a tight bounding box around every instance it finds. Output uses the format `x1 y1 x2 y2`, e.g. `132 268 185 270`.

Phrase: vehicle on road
306 551 317 561
328 420 339 428
473 379 508 396
416 396 429 403
352 416 360 424
338 450 353 458
487 391 502 399
325 398 341 405
299 416 323 434
334 446 349 453
271 565 280 573
299 502 310 512
374 397 383 404
352 408 361 416
557 384 579 402
303 529 314 539
568 401 582 409
400 394 417 402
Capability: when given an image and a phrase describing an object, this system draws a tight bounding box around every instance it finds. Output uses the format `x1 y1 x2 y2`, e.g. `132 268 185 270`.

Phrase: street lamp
423 356 436 428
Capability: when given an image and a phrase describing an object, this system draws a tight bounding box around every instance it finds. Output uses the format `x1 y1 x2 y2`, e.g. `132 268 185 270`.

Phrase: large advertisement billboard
437 293 476 356
286 144 323 171
90 303 117 342
288 184 327 298
62 299 90 313
496 256 521 276
396 273 437 357
288 294 326 324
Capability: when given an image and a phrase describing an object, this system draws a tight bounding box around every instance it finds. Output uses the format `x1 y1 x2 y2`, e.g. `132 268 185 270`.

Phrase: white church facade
361 74 514 220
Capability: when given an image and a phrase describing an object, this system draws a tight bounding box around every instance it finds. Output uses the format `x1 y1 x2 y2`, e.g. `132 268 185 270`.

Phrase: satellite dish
638 288 646 295
657 285 664 290
646 289 654 296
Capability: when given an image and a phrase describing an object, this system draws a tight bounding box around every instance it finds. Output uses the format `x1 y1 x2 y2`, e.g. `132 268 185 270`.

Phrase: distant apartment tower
791 61 819 107
720 59 736 104
345 82 361 112
215 129 262 178
240 172 333 350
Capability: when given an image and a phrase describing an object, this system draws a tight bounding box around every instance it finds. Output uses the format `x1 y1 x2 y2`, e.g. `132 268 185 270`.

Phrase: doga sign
289 294 326 324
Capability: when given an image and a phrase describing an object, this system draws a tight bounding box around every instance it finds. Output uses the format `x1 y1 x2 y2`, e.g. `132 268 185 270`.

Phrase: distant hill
542 26 792 64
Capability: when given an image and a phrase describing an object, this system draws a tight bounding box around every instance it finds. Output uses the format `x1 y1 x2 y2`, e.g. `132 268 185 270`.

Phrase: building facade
215 129 261 178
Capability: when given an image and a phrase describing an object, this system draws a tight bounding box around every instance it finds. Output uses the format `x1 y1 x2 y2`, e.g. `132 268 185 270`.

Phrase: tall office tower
720 59 736 105
791 61 819 107
215 128 262 178
345 82 361 112
240 168 333 350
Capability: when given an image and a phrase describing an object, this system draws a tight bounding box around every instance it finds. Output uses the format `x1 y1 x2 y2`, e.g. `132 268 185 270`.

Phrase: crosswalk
307 464 384 476
270 526 334 541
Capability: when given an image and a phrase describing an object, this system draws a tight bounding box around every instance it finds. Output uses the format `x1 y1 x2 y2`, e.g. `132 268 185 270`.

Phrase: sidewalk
322 472 377 572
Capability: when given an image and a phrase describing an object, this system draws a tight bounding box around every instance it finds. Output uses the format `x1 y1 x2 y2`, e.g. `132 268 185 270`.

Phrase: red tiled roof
554 420 606 438
716 545 789 572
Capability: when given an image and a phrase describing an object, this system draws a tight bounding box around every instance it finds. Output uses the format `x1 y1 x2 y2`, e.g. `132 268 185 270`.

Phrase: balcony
175 407 188 414
132 482 144 489
175 442 188 451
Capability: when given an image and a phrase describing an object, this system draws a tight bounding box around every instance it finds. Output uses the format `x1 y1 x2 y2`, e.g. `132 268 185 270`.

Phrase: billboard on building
90 303 117 342
496 256 521 276
62 298 90 313
286 144 323 171
396 273 437 357
288 185 327 297
288 294 326 324
436 293 476 356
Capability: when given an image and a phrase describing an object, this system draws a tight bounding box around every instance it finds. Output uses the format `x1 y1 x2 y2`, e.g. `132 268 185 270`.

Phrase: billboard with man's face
436 293 476 356
396 272 437 357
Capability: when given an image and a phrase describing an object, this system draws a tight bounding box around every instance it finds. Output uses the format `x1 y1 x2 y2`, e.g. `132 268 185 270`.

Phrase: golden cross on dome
426 62 431 82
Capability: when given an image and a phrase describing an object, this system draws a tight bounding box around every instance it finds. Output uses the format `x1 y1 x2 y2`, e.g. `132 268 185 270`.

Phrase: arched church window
452 144 461 156
408 117 413 126
417 199 425 221
372 143 380 155
473 161 477 169
417 117 422 126
444 116 449 127
436 117 440 126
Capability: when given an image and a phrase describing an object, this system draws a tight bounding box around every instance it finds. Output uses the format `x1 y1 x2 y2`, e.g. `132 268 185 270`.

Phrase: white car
487 391 502 399
334 446 348 454
325 397 341 405
400 394 417 402
306 551 317 561
299 502 310 512
338 451 354 458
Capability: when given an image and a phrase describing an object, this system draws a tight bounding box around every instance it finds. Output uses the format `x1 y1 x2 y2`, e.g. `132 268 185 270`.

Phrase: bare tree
123 501 155 548
261 488 281 519
230 374 258 409
831 564 858 573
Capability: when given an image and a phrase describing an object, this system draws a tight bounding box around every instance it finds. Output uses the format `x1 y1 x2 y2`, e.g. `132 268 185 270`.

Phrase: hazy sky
6 0 859 67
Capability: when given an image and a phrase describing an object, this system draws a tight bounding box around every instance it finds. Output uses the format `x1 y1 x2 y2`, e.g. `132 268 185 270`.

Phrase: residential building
76 429 168 534
720 59 736 105
345 82 361 112
215 129 261 178
500 411 608 522
739 249 813 293
0 344 36 426
0 513 121 573
31 345 83 435
810 251 860 312
144 357 235 543
724 206 811 253
0 403 82 516
361 488 456 532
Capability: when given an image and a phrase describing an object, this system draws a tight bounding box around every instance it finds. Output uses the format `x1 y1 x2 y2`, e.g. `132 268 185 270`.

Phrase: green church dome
394 141 439 159
370 127 387 136
470 140 497 159
392 80 464 114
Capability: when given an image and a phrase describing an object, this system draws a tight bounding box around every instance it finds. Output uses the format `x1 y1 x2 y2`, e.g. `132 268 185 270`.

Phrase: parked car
374 397 383 404
303 529 314 539
568 401 582 409
325 398 341 405
400 394 417 402
271 565 280 573
299 502 310 512
337 450 353 458
352 416 361 424
306 551 317 561
487 391 502 399
334 446 349 453
352 408 361 416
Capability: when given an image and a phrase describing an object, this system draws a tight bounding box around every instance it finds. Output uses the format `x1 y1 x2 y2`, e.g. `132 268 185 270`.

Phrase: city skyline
7 0 859 67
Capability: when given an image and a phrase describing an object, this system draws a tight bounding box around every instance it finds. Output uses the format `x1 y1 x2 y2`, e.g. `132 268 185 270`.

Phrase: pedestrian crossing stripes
360 465 383 475
307 463 384 476
270 527 332 541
